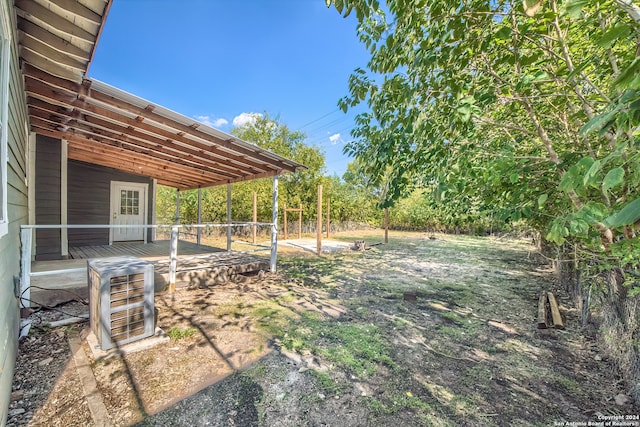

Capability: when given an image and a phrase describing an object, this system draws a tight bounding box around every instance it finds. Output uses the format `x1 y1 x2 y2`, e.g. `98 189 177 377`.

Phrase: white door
110 181 148 242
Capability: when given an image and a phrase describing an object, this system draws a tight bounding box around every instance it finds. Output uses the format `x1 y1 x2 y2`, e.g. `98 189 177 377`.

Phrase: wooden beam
27 92 259 177
27 96 253 178
48 0 103 24
18 18 90 58
537 292 548 329
547 292 564 330
67 148 200 190
67 150 196 189
23 73 78 103
33 117 277 190
66 144 204 187
15 0 96 42
33 125 208 188
20 48 83 82
65 141 205 183
20 34 87 70
28 108 233 179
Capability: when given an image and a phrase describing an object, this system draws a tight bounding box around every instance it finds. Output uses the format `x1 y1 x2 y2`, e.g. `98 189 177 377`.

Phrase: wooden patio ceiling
16 0 305 190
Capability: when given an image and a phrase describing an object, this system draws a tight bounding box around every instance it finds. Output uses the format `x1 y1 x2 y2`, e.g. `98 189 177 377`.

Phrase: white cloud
212 118 229 127
329 133 341 144
232 112 262 127
195 115 228 128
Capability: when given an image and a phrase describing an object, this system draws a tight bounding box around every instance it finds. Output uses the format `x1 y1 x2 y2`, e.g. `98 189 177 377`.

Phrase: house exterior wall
68 160 155 246
31 143 156 257
34 135 61 260
0 0 29 422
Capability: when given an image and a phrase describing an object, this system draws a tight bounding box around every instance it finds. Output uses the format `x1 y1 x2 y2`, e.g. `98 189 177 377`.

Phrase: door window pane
120 189 141 216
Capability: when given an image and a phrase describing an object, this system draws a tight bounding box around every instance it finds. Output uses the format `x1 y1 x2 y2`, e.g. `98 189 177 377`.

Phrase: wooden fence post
317 185 323 256
283 202 288 240
384 207 389 244
298 203 302 239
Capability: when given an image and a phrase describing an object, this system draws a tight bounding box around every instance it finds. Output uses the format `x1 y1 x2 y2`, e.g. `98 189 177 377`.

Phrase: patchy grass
316 321 395 377
166 326 197 341
254 231 613 425
262 309 395 378
309 370 342 394
19 231 620 427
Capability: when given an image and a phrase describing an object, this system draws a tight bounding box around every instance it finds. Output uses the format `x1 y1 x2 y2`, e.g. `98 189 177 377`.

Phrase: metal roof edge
85 0 113 76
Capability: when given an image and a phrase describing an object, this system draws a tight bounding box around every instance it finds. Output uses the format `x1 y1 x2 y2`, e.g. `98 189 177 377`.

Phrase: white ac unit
88 256 155 350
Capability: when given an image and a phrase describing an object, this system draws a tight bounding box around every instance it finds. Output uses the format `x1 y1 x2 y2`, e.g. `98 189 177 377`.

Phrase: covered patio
68 239 222 259
16 0 305 309
29 238 270 307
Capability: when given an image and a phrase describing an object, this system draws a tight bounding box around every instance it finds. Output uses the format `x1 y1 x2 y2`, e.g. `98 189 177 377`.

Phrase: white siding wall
0 0 29 422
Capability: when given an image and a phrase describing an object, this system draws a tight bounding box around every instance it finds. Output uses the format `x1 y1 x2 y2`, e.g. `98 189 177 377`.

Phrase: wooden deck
68 240 223 259
32 241 269 306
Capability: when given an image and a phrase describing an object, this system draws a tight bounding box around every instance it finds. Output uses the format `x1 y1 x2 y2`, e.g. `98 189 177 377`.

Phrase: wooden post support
169 225 178 293
197 187 202 246
384 207 389 244
298 203 302 239
270 176 279 273
252 191 257 244
20 227 33 310
547 292 564 329
226 183 232 252
326 198 330 239
317 184 323 256
283 202 288 240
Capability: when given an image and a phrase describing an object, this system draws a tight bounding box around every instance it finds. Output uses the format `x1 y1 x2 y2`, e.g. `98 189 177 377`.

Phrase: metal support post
169 225 178 293
226 183 232 251
270 175 279 273
197 187 202 245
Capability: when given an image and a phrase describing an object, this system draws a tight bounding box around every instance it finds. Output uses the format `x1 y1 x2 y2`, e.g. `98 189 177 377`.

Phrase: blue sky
89 0 371 177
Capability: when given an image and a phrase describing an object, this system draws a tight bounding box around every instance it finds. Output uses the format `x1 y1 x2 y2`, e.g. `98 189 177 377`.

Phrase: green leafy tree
231 113 326 221
327 0 639 259
327 0 640 398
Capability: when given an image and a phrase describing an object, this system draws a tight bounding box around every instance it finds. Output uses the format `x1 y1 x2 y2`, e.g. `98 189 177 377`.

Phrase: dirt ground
7 231 639 426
